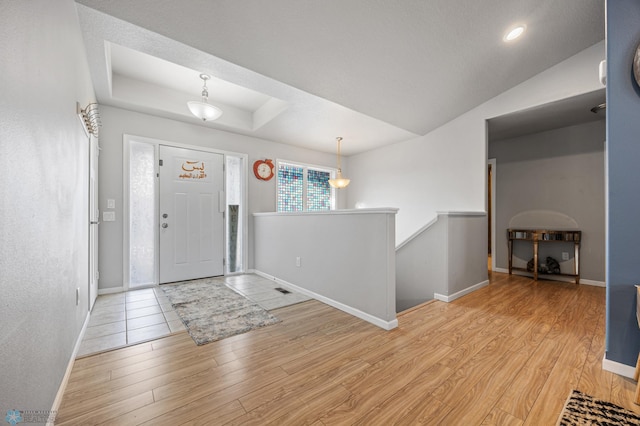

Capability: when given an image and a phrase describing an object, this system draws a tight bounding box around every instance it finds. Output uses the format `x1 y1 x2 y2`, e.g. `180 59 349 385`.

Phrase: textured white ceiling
110 43 273 111
75 0 605 154
488 89 606 141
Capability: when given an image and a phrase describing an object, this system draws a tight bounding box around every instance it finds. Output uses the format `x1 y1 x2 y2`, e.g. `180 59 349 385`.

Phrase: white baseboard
252 270 398 330
98 286 124 295
434 279 490 303
602 355 636 379
493 269 605 287
580 279 606 287
49 310 91 425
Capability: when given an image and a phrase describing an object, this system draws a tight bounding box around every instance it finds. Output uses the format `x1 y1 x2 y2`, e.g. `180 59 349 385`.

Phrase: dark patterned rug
161 278 280 345
557 389 640 425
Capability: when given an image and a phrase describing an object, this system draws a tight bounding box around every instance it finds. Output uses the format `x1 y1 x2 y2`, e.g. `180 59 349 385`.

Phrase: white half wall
253 209 398 329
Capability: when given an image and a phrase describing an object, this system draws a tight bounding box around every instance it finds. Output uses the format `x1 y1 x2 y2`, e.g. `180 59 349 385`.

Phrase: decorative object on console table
507 229 581 284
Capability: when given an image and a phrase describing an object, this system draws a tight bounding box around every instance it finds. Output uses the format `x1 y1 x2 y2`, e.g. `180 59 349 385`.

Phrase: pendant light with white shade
187 74 223 121
328 137 350 189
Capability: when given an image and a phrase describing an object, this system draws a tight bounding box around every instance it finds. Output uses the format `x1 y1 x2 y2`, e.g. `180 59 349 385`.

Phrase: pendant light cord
201 78 209 102
336 137 343 173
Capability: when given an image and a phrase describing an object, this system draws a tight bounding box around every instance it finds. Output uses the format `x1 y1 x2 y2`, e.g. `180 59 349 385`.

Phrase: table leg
508 239 513 275
574 241 580 284
533 240 538 281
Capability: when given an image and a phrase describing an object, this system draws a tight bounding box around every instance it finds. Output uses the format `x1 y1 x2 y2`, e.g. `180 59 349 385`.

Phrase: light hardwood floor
56 272 639 425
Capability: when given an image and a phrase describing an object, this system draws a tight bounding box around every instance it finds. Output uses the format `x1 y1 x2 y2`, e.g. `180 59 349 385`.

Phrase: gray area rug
161 278 281 345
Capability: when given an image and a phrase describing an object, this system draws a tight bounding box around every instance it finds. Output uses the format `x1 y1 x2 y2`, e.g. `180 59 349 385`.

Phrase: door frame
122 134 249 290
89 133 100 309
487 158 497 272
79 105 100 310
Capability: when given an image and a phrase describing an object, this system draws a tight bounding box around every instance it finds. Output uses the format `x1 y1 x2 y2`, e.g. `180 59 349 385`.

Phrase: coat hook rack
78 102 101 137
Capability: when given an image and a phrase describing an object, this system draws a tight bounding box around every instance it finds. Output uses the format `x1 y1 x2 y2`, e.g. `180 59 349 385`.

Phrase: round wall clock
253 159 275 181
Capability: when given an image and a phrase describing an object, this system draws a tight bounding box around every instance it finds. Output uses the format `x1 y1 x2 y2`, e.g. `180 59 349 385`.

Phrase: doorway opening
487 158 496 272
89 134 99 309
124 135 247 290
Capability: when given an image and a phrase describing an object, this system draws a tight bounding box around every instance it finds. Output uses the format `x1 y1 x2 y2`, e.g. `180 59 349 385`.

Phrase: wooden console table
507 229 581 284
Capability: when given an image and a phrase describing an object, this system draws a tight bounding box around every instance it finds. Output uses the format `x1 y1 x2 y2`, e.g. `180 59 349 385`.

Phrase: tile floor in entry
77 286 183 358
77 274 311 358
224 274 311 310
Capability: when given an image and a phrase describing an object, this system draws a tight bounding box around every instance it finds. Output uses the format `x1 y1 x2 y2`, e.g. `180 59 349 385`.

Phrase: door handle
162 223 168 228
90 221 100 225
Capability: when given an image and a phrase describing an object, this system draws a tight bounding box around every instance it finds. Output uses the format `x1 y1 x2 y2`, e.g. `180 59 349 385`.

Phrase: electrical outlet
562 252 569 261
103 211 116 221
107 199 115 209
296 257 301 267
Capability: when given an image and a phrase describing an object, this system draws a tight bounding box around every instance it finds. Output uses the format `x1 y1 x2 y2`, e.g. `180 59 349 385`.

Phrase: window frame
275 159 337 212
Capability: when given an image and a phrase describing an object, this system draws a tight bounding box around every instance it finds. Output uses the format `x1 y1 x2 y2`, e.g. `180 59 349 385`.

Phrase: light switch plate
103 211 116 222
107 199 115 209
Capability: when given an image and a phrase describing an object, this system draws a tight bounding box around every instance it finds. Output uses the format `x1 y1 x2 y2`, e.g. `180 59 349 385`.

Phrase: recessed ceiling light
504 25 526 42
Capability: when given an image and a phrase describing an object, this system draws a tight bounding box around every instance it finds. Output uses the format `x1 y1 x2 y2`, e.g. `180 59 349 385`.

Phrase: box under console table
507 229 581 284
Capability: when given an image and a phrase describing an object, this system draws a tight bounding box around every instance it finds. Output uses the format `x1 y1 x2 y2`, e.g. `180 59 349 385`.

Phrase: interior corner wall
604 0 640 367
489 120 606 282
446 214 488 295
97 105 342 290
0 0 95 414
347 41 605 247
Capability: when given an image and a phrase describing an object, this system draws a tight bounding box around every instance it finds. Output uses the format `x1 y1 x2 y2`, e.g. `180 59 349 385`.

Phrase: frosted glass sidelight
129 141 156 287
226 156 243 273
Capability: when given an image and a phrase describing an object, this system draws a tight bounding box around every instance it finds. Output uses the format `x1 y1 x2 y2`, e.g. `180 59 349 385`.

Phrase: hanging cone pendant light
187 73 223 121
328 137 350 189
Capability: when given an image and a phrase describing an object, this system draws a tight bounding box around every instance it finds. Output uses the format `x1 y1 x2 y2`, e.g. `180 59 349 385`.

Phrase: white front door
159 145 224 283
89 134 99 309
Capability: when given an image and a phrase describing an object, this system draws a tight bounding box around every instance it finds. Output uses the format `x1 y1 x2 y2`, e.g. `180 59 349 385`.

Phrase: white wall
0 0 95 414
489 120 606 283
253 209 397 329
396 212 487 312
347 41 605 246
98 105 346 290
396 217 447 311
446 214 488 294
